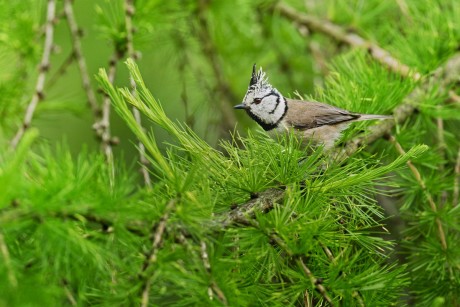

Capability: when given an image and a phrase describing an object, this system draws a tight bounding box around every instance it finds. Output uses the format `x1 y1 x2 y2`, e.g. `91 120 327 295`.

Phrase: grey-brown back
283 98 361 130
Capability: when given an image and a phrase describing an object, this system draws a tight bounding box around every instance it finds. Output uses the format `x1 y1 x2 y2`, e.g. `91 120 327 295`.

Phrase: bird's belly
269 122 350 150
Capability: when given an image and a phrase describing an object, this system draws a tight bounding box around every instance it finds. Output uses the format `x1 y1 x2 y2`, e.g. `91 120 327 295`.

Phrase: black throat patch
245 98 288 131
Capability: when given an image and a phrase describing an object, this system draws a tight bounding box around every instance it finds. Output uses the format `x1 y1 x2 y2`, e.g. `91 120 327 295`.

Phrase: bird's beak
234 104 249 110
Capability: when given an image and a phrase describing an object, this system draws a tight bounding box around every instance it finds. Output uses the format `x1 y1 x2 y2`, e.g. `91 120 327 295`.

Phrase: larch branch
249 218 335 305
124 0 152 188
140 200 176 307
200 240 228 305
453 147 460 207
275 2 421 81
297 258 334 306
47 50 75 89
63 0 100 117
0 232 17 288
319 242 364 307
195 0 237 138
337 53 460 160
11 0 56 148
387 135 447 250
93 53 120 167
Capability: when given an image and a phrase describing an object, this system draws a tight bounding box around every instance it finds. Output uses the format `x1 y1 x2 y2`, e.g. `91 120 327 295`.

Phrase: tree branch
11 0 56 148
124 0 152 188
219 188 285 228
387 135 447 250
200 240 228 305
46 50 75 89
337 53 460 160
297 257 334 306
63 0 100 117
0 232 17 288
454 147 460 207
140 200 176 307
93 52 121 168
195 0 237 138
274 2 421 81
242 217 335 305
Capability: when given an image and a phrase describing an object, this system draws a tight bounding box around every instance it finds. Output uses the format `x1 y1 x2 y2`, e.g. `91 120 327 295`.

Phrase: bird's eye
253 98 262 104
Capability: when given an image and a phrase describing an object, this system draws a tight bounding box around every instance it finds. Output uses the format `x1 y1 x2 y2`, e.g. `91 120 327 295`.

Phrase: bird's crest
249 64 272 92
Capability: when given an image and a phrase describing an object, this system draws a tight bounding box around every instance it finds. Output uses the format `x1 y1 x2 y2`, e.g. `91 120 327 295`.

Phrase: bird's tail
356 114 393 121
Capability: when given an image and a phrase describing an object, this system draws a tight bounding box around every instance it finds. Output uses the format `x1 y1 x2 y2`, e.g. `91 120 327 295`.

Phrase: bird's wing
284 99 360 130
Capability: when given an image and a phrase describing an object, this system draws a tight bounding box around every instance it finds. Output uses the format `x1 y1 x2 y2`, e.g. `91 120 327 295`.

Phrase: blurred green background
0 0 352 164
1 0 459 161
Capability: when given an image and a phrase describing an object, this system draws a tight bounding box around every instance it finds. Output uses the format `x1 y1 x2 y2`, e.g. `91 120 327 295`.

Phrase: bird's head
234 64 287 130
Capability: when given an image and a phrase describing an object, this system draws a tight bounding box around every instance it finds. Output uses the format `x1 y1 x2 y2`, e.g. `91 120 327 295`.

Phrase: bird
234 64 392 150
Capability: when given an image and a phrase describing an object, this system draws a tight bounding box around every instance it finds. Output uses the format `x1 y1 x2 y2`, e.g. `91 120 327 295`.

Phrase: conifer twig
387 135 447 250
93 53 120 165
220 188 285 228
124 0 151 188
0 232 17 288
453 147 460 207
140 200 176 307
436 108 448 204
63 0 100 117
304 289 312 307
297 258 334 306
269 229 333 305
319 243 364 307
275 2 421 81
62 279 77 306
338 53 460 160
200 241 228 305
448 90 460 104
47 50 75 89
11 0 56 148
240 217 334 305
195 0 237 138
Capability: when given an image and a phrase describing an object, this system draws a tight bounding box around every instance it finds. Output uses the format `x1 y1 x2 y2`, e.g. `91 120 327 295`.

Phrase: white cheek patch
250 94 286 125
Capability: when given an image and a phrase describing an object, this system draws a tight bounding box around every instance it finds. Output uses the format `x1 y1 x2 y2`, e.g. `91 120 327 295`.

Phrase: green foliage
0 0 459 306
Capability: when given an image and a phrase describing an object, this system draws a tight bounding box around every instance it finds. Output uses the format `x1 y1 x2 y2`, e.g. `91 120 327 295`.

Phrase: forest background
0 0 459 306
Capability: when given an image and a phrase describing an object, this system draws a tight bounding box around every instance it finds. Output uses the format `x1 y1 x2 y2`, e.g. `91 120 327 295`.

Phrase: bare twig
320 243 364 307
275 2 421 81
195 0 237 138
304 289 312 307
0 232 17 288
220 188 285 228
388 135 447 250
395 0 413 23
453 147 460 207
200 241 228 305
140 200 176 307
11 0 56 148
63 0 100 116
235 214 334 305
62 279 77 306
124 0 152 188
93 53 121 168
448 90 460 104
436 115 446 155
309 41 328 87
297 258 334 306
174 30 196 129
47 50 75 89
436 107 448 205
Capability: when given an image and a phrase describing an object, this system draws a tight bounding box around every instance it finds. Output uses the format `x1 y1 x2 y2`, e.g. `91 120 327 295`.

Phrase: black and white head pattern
241 65 287 131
